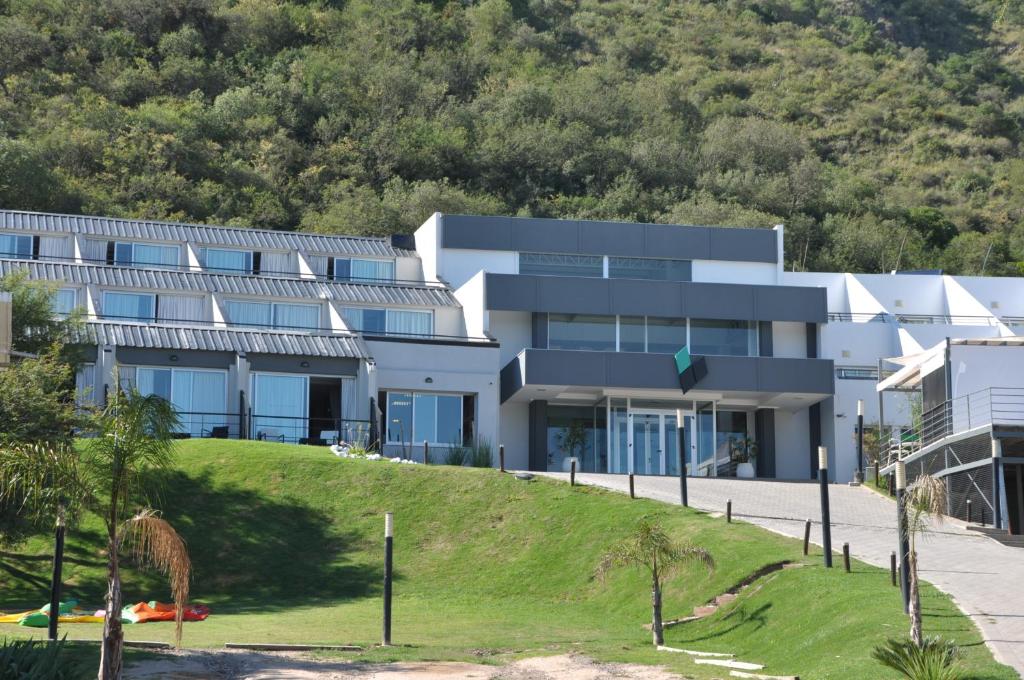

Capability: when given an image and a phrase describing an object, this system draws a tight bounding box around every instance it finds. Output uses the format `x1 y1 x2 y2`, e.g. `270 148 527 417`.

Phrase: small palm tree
597 520 714 645
0 378 191 680
904 474 947 647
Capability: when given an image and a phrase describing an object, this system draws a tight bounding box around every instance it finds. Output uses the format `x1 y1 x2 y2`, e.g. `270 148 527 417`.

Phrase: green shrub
444 442 469 466
0 638 87 679
872 636 963 680
469 438 493 468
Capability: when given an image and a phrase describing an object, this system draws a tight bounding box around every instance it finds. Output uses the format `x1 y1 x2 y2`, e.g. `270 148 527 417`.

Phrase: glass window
102 291 156 322
520 252 603 277
387 310 432 337
413 393 437 444
0 234 32 259
335 258 395 282
273 303 320 331
225 300 272 328
386 392 413 443
204 248 253 274
53 289 77 315
646 317 687 354
690 319 757 356
115 242 179 268
716 410 750 468
136 367 172 401
619 316 646 352
548 314 616 351
342 307 386 334
608 256 691 281
436 395 462 445
252 373 308 443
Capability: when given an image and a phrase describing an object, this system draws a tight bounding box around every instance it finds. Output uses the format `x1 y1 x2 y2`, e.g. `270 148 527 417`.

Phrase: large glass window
334 258 395 282
646 317 688 354
252 373 308 442
226 300 320 331
690 319 757 356
114 242 179 268
548 314 616 351
225 300 272 328
608 256 691 281
53 289 77 316
389 391 462 445
273 303 320 331
342 308 432 337
0 234 32 259
135 367 227 437
716 410 750 472
619 316 646 352
203 248 253 274
520 252 603 277
102 291 156 322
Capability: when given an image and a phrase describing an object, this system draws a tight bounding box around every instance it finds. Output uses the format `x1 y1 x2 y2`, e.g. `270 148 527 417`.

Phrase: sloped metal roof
76 321 371 358
0 209 415 258
0 259 458 307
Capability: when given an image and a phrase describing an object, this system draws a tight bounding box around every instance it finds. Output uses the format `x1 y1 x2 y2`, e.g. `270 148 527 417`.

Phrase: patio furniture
202 425 230 439
257 428 285 442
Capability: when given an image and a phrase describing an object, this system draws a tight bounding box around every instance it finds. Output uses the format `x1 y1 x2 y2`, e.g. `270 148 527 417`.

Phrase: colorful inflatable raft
0 600 209 626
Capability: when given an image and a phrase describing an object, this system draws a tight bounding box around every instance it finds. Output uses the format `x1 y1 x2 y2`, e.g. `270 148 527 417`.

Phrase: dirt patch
125 651 687 679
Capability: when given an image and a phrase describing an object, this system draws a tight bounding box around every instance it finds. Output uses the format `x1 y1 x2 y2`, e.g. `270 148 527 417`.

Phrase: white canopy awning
876 335 1024 392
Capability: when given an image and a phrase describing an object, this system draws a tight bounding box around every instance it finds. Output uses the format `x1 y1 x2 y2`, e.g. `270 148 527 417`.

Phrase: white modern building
2 208 1021 485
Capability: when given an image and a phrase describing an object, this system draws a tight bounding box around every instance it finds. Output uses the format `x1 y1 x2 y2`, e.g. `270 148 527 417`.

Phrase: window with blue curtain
102 291 156 322
53 289 77 315
342 307 387 334
334 258 395 282
204 248 252 274
393 392 462 445
115 242 179 268
387 310 432 337
386 392 412 443
273 303 320 331
225 300 272 328
0 234 32 259
252 373 308 442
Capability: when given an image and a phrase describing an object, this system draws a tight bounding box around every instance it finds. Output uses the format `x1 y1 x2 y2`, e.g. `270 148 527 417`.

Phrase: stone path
539 472 1024 677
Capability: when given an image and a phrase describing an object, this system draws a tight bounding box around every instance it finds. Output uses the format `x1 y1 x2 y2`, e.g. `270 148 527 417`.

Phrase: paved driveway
539 472 1024 677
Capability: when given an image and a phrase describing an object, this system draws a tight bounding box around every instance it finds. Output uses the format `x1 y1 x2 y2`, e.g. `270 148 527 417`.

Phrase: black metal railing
169 410 372 447
828 311 999 326
0 250 444 288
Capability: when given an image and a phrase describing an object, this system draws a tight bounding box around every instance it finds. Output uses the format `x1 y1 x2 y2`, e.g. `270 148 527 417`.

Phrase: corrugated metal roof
0 259 458 307
0 209 416 258
76 321 371 358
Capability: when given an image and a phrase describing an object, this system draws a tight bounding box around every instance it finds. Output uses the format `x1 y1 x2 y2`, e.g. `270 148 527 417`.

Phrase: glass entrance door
629 410 684 475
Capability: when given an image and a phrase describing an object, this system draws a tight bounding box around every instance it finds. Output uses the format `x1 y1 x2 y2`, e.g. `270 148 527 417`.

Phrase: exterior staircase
967 525 1024 548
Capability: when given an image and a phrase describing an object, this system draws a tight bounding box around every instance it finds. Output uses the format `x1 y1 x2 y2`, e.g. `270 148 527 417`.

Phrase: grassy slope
0 440 1013 679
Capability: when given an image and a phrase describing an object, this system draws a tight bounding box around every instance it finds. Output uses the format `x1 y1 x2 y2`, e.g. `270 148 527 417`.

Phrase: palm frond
0 442 88 527
596 520 714 583
120 510 191 648
906 474 947 538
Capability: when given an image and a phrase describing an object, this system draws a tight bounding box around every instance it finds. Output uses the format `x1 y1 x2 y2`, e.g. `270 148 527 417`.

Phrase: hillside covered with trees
3 0 1024 274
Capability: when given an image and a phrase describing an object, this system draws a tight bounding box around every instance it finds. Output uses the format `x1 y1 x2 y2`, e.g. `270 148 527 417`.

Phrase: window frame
203 247 255 275
341 306 434 337
386 390 464 447
0 233 34 260
113 241 181 269
224 298 322 331
101 290 157 323
331 257 396 283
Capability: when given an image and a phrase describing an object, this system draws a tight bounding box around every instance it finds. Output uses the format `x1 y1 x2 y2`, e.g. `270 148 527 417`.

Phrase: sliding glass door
251 373 308 443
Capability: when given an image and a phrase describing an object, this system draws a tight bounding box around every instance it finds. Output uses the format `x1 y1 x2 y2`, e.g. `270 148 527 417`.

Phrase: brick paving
539 472 1024 676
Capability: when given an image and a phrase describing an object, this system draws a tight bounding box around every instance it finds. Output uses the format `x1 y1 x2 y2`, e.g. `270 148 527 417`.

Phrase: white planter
562 456 580 473
736 462 755 479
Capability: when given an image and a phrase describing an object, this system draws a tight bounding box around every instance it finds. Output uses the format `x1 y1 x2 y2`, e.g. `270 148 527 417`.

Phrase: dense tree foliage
3 0 1024 273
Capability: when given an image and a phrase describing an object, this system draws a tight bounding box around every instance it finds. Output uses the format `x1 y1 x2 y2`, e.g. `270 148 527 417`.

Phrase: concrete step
657 646 733 657
967 525 1024 548
730 672 799 680
695 659 765 670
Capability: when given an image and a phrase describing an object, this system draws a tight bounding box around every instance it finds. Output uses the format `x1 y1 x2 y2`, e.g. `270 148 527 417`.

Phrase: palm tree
903 474 947 647
597 520 714 645
0 379 191 680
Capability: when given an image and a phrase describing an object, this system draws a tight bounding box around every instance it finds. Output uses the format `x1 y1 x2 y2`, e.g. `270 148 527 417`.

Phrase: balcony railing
881 387 1024 469
828 312 999 326
167 410 373 447
0 251 443 288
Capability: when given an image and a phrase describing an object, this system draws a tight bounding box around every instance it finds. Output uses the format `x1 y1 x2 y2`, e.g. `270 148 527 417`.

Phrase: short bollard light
854 399 865 485
895 460 910 613
629 473 635 499
726 499 732 523
803 519 811 556
890 551 897 587
842 542 851 573
819 446 833 568
383 512 394 646
499 444 505 472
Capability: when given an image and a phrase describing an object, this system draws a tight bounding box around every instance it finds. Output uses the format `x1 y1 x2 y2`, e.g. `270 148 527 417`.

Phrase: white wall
774 408 809 479
454 272 488 340
499 402 530 470
950 345 1024 397
433 307 466 338
820 323 898 364
772 321 807 358
782 272 848 312
692 260 778 285
439 249 517 290
396 256 422 283
487 310 532 366
413 213 441 283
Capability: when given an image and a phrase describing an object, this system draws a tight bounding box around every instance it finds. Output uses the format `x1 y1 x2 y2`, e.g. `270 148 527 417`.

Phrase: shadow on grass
1 469 382 613
671 603 772 644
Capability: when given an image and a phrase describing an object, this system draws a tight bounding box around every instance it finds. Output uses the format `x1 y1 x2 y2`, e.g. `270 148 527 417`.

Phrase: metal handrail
166 410 373 446
0 251 445 289
828 311 999 326
880 387 1024 468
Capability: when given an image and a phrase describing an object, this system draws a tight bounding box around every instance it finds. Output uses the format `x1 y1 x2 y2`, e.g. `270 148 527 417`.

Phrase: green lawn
0 440 1014 679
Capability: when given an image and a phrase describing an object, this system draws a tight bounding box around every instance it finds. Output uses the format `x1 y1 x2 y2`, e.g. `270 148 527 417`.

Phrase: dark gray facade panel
755 408 776 477
512 219 579 253
528 400 548 471
116 347 234 369
247 354 359 376
531 312 548 349
502 350 834 400
809 401 822 480
643 224 709 259
758 321 773 357
708 227 777 263
485 274 827 323
536 277 611 315
806 323 818 359
441 214 778 264
684 283 756 320
609 279 685 317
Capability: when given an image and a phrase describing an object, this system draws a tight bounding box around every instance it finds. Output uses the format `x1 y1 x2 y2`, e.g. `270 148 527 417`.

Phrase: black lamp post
383 512 394 646
895 460 910 613
47 502 66 641
819 446 832 568
855 399 865 484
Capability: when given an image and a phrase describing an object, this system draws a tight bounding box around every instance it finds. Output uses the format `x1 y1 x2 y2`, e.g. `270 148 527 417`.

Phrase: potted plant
732 436 758 478
553 420 586 472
